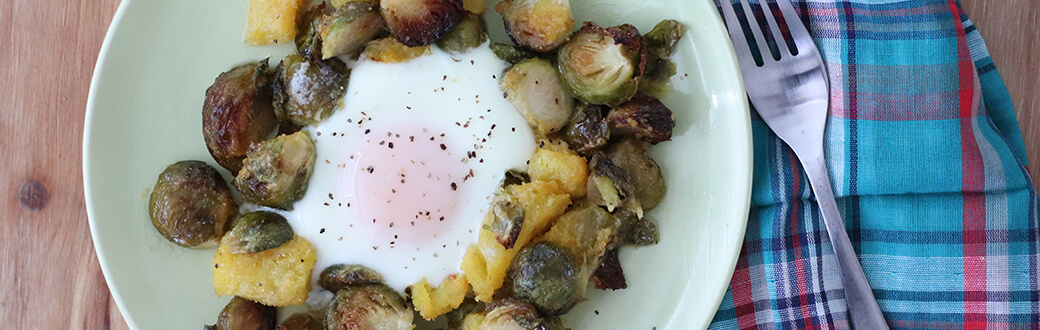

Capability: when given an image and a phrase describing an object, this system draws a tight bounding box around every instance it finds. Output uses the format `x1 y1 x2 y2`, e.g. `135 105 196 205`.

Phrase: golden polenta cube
244 0 307 45
527 140 588 197
411 274 469 320
213 235 317 306
363 37 432 63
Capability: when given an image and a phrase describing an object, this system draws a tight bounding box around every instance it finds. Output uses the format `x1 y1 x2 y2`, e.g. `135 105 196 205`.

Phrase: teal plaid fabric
708 0 1039 329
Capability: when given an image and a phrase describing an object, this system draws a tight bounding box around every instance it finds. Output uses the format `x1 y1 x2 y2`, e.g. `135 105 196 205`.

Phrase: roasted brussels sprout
273 54 350 127
295 3 326 59
276 313 323 330
206 297 276 330
557 22 646 106
319 264 386 292
606 138 666 210
500 58 575 135
234 131 317 210
562 102 610 154
496 0 575 52
325 284 414 330
488 190 525 249
585 153 636 213
509 241 581 316
149 161 237 249
605 93 674 144
490 42 537 64
589 248 626 290
203 60 279 174
640 20 684 97
320 1 386 59
436 12 488 53
224 211 295 254
480 298 543 329
616 210 659 247
380 0 463 47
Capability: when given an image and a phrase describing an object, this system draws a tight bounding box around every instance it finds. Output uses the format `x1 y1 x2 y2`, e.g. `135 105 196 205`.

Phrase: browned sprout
234 131 317 210
605 93 674 144
149 161 237 249
205 297 276 330
490 42 537 64
273 54 350 127
606 137 666 210
295 4 327 59
615 210 660 247
495 0 575 52
488 190 525 249
319 264 386 292
557 22 646 106
224 211 295 254
277 313 323 330
203 60 279 174
380 0 463 47
500 58 575 135
480 298 543 329
509 241 582 316
320 1 387 59
563 102 610 154
585 153 637 213
640 20 684 97
436 12 488 53
589 248 626 290
325 284 414 330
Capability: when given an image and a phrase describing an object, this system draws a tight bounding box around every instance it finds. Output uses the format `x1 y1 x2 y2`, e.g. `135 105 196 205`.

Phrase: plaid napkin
708 1 1040 329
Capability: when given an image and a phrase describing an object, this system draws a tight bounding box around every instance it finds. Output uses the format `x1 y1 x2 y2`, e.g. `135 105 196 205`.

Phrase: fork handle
798 148 889 329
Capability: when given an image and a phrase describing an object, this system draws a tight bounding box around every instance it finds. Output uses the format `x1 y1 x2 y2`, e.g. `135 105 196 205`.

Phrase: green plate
83 0 751 328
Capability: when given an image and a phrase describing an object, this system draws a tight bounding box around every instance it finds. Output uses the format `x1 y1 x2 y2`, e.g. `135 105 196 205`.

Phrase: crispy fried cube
244 0 307 45
527 139 588 197
411 274 470 320
362 37 432 63
213 235 317 306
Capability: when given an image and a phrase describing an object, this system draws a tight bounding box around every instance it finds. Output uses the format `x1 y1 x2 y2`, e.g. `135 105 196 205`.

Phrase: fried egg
281 44 536 292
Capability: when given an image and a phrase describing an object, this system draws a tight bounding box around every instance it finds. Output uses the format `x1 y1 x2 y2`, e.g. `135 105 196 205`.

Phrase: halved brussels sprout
325 284 414 330
585 153 637 213
488 190 525 249
496 0 575 52
480 298 542 329
203 60 279 174
500 58 575 135
225 211 295 254
639 20 684 97
490 42 536 64
644 19 683 59
509 241 581 316
320 1 386 59
277 313 323 330
295 4 326 59
234 131 317 210
273 54 350 127
205 297 276 330
380 0 463 47
436 12 488 53
557 22 646 106
149 161 237 249
563 102 610 154
606 137 666 210
319 264 386 292
605 93 674 144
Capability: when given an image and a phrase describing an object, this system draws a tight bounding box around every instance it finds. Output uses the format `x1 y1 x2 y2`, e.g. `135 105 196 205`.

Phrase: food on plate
508 241 581 316
325 284 414 330
605 92 675 144
562 102 610 154
361 36 433 62
525 139 588 197
640 19 684 98
330 0 376 9
318 264 386 292
244 0 308 45
205 296 277 330
489 42 536 64
273 54 350 127
436 13 488 53
410 273 470 320
607 137 666 210
277 313 324 330
224 211 296 254
499 58 576 135
202 60 279 174
149 160 237 249
380 0 464 47
496 0 575 52
460 298 564 329
234 131 317 210
213 235 317 306
319 1 386 59
557 22 646 106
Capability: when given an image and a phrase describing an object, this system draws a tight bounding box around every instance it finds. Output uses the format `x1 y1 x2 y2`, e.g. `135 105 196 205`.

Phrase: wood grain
0 0 1034 329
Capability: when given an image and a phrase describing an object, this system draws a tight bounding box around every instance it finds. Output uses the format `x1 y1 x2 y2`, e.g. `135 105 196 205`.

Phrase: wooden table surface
0 0 1036 328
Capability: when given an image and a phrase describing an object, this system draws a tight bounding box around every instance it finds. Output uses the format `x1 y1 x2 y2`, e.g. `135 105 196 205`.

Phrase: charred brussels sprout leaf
639 20 684 97
325 284 414 330
605 93 675 144
277 313 323 330
509 241 581 316
490 42 537 64
207 297 276 330
496 0 575 53
273 54 349 127
203 60 279 174
606 138 666 210
488 190 525 249
295 4 326 60
149 161 237 249
436 12 487 53
380 0 463 47
500 58 575 135
557 22 646 106
644 19 683 59
563 102 610 154
616 211 660 247
586 153 637 213
225 211 295 254
234 131 317 210
320 1 386 59
319 264 386 292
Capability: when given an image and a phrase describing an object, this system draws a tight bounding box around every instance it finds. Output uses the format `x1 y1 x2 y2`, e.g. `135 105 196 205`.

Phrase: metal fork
718 0 888 328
